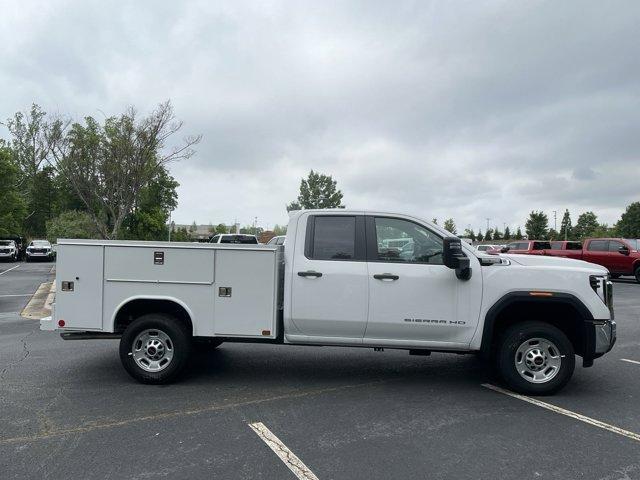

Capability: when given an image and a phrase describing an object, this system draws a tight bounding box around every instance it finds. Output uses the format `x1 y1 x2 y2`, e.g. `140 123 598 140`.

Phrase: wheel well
485 300 587 357
114 299 193 335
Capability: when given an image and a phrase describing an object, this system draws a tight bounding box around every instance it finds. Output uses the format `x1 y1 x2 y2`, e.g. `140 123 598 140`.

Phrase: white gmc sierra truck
41 209 616 395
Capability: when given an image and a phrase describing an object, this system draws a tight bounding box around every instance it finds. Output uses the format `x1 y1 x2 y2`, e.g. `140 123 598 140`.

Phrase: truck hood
501 253 609 274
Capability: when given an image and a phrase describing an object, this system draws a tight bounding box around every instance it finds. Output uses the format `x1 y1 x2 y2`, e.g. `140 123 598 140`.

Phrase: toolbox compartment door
55 244 104 330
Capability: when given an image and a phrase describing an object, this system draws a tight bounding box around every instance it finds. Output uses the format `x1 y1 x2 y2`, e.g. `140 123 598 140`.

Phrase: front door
365 216 481 346
608 240 633 274
290 214 368 339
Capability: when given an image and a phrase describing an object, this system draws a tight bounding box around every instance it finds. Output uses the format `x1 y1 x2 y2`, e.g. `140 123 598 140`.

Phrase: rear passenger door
584 240 609 268
290 214 368 339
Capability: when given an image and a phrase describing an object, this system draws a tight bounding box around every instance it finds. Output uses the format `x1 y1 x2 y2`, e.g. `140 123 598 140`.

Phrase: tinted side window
220 236 234 243
609 241 625 252
311 216 356 260
210 235 220 243
587 240 608 251
550 242 562 250
532 241 551 250
567 242 582 250
374 217 443 265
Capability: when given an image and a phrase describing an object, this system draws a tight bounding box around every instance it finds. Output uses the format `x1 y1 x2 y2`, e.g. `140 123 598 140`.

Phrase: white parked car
209 234 258 244
42 209 615 395
475 244 495 252
26 240 55 262
266 235 286 246
0 240 18 261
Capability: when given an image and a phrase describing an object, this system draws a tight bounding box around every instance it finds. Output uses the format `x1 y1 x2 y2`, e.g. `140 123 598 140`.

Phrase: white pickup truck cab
41 210 616 395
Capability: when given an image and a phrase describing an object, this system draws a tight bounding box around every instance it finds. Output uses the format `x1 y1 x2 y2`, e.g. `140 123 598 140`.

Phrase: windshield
0 240 13 246
31 241 50 247
624 239 639 250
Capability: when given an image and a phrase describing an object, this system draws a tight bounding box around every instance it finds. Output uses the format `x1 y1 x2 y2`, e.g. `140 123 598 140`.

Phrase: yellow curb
21 281 55 320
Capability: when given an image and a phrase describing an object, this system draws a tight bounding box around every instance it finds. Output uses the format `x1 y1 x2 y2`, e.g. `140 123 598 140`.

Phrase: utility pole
486 218 491 232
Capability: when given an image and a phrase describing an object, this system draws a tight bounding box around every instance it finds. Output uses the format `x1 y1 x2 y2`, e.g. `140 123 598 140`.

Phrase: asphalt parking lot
1 262 639 479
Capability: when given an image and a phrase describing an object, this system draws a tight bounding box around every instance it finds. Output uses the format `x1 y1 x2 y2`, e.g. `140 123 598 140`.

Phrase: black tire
497 321 575 395
635 266 640 284
119 313 192 384
611 274 621 279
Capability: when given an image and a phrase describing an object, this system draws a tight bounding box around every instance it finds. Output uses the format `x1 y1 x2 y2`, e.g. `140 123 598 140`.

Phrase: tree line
449 206 640 242
0 102 199 241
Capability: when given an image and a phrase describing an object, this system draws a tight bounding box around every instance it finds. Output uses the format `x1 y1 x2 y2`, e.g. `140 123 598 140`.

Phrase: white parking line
0 294 33 297
482 384 640 442
0 265 20 276
249 422 319 480
621 358 640 366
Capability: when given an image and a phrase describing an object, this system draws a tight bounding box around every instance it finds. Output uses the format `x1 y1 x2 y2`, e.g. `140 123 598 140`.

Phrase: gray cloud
1 0 639 231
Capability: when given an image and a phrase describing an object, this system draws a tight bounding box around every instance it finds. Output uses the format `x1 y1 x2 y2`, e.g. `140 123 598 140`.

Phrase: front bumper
582 318 616 367
0 251 16 257
594 319 616 354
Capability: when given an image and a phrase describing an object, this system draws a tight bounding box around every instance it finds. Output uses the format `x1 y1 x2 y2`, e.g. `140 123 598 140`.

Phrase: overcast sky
2 0 639 233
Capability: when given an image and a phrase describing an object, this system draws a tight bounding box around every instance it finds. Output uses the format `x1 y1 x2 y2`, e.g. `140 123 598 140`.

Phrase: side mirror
619 246 630 255
443 237 472 281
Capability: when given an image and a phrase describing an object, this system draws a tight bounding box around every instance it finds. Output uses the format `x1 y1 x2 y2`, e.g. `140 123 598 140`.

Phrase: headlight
590 274 613 308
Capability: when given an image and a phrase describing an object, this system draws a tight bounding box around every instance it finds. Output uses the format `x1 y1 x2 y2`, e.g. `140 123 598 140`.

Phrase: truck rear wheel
635 266 640 284
119 313 192 384
497 321 575 395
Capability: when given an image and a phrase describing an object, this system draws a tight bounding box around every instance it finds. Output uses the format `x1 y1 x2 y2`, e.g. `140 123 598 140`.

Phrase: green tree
46 210 98 241
286 170 344 211
189 221 197 234
52 101 200 239
616 202 640 238
443 218 456 234
432 218 438 225
484 228 493 241
525 211 549 239
273 224 287 236
574 211 599 240
0 144 27 236
547 228 558 240
215 223 228 234
592 223 614 238
560 209 573 240
121 167 179 240
493 227 502 241
503 226 511 240
4 104 66 236
515 226 523 240
476 230 484 242
172 226 190 242
463 228 476 242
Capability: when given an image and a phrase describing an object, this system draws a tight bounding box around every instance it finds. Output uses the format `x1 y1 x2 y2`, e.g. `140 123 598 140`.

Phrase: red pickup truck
502 240 552 255
544 238 640 282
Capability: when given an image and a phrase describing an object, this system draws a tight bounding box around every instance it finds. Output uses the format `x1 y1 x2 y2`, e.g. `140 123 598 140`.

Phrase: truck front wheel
635 266 640 284
497 321 575 395
119 313 192 384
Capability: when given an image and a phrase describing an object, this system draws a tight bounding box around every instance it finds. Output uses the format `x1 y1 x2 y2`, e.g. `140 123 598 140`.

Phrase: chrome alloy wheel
514 337 562 384
132 329 174 372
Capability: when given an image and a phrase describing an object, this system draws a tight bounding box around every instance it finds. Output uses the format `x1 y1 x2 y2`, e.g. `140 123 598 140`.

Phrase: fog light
58 319 66 327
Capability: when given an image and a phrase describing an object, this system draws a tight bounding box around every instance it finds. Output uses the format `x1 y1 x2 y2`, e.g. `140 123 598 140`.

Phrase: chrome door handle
373 273 399 280
298 270 323 278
